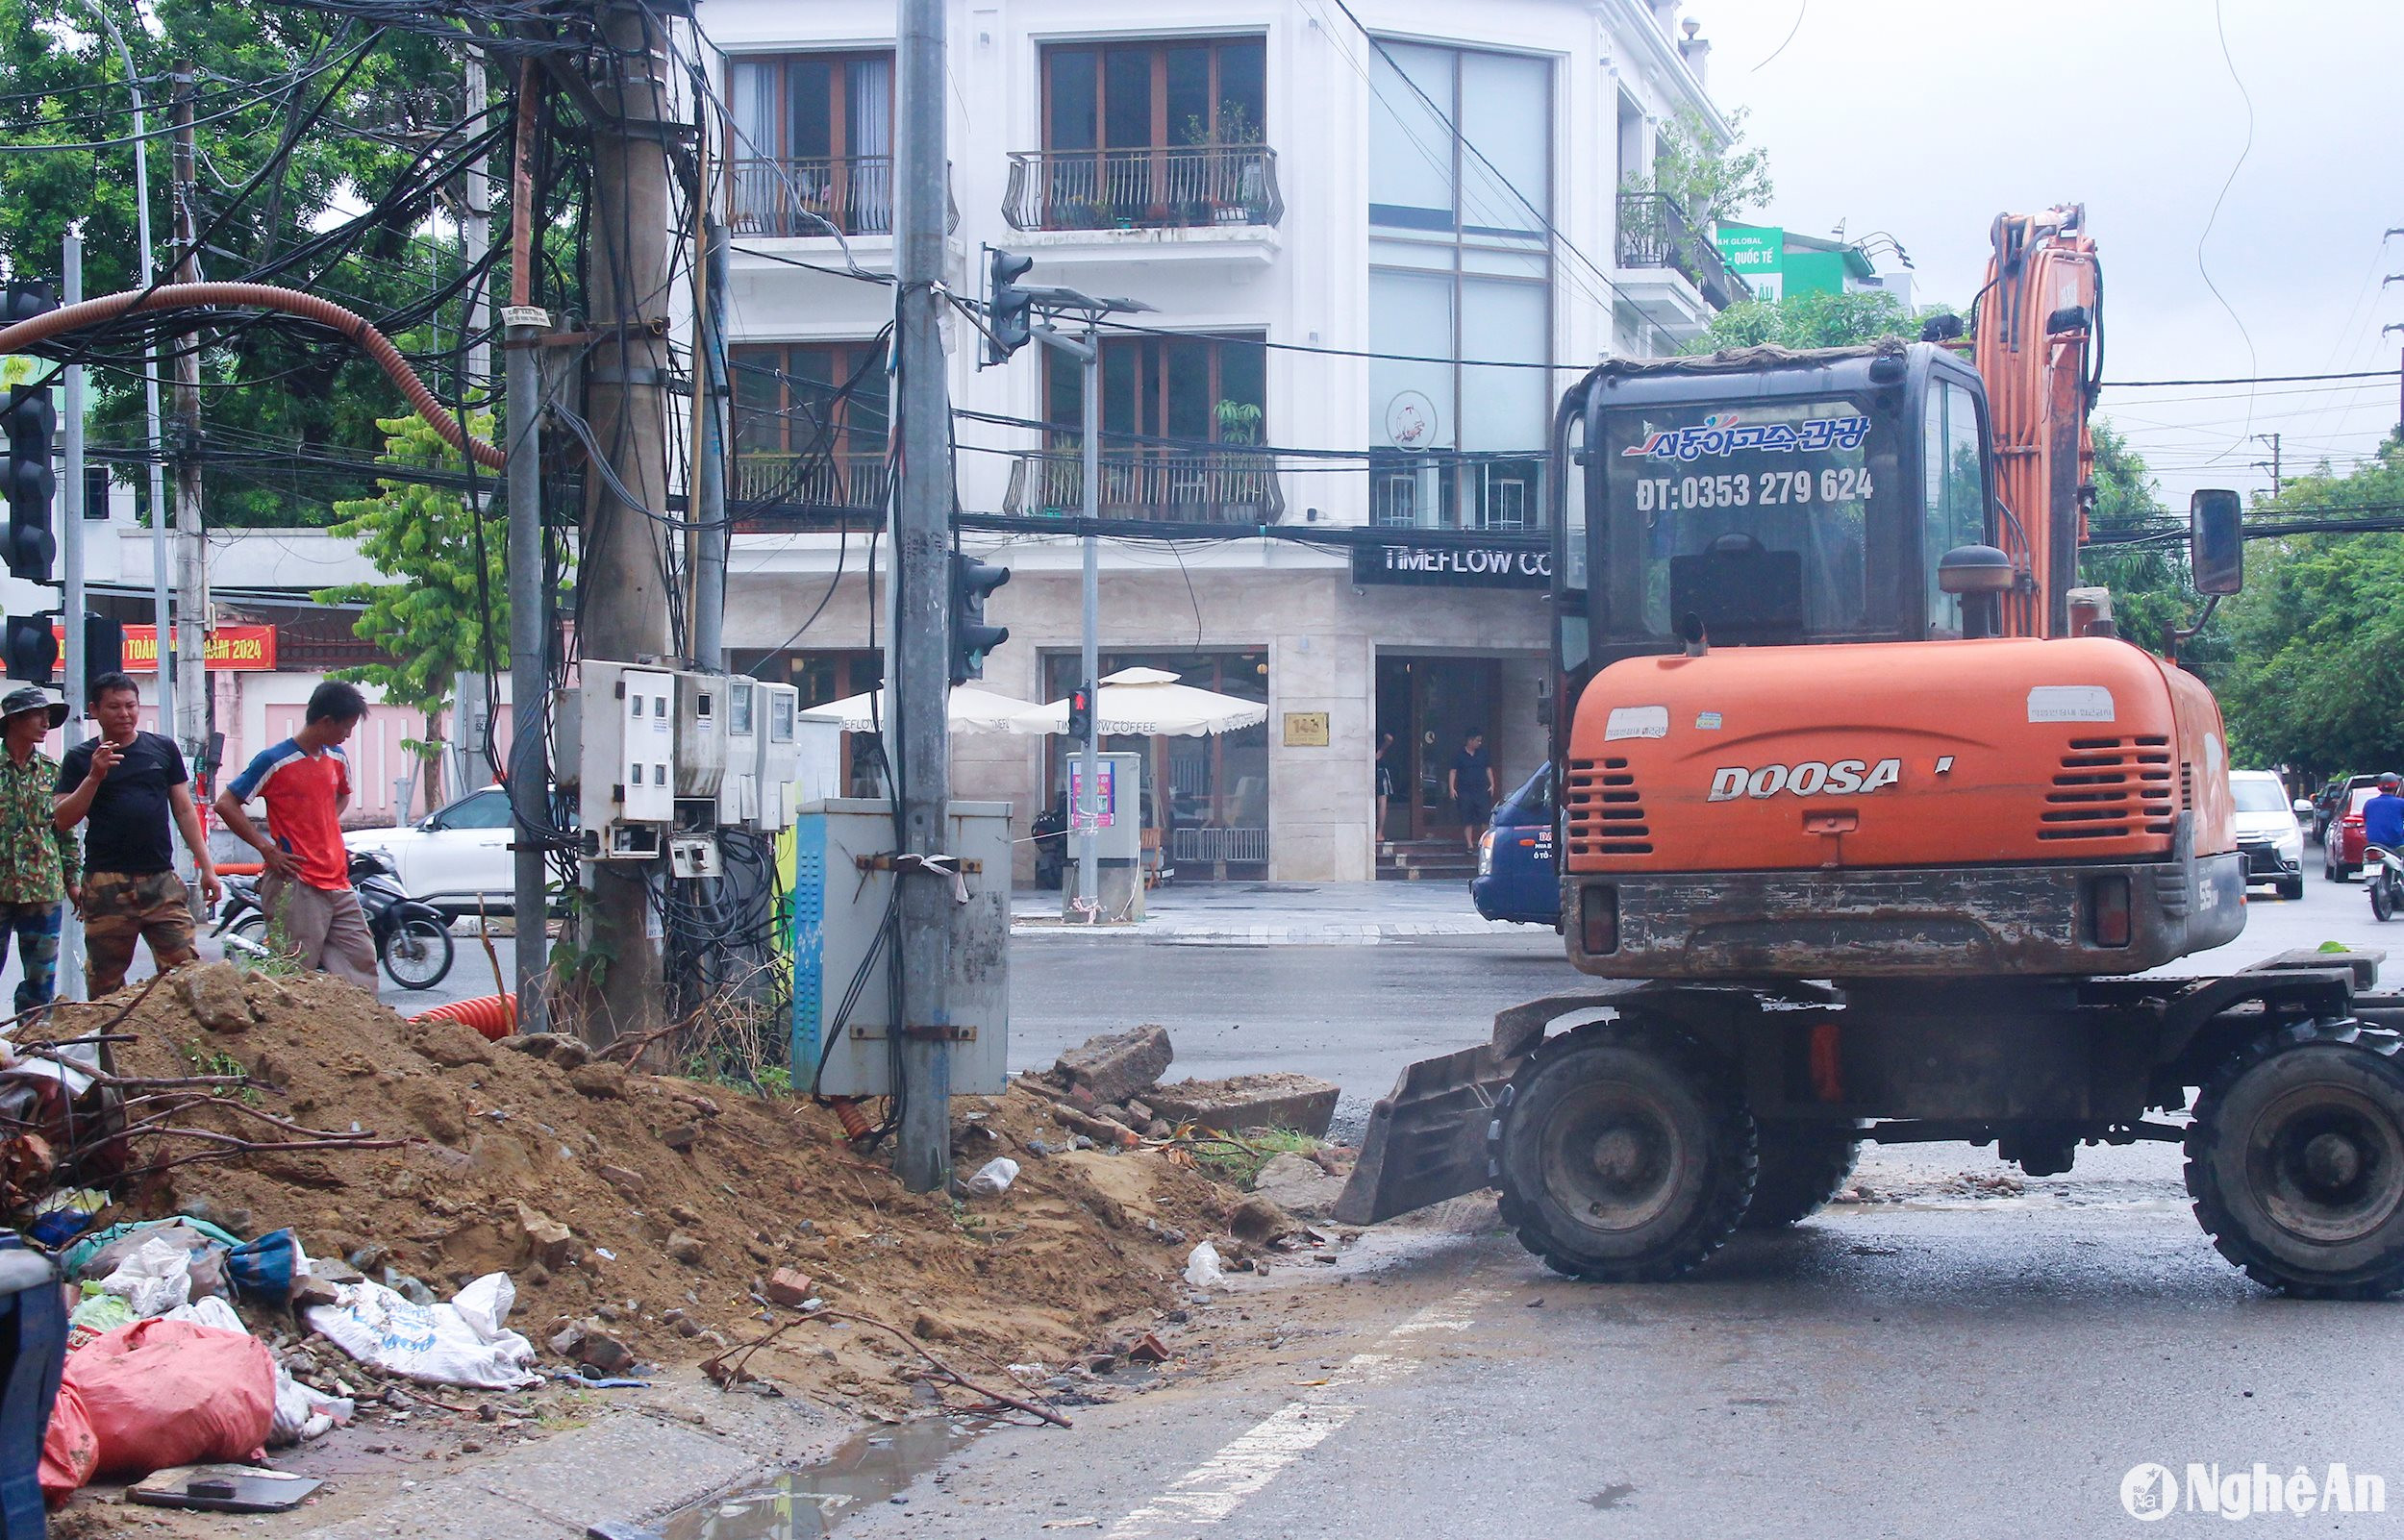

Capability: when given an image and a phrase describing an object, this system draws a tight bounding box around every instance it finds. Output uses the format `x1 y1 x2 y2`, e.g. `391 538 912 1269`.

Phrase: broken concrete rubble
1146 1073 1340 1138
1055 1025 1173 1105
1251 1153 1346 1219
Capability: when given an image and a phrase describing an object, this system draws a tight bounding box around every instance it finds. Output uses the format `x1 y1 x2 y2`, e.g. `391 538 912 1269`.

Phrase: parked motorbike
2368 845 2404 923
213 849 456 989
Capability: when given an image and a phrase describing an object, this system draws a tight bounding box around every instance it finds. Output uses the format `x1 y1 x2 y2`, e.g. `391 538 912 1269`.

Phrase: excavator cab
1548 340 1994 723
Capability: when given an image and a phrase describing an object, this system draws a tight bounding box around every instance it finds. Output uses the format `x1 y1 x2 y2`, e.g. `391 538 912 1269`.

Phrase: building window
1365 41 1552 532
1007 334 1279 522
729 341 889 521
1005 37 1278 231
727 52 895 236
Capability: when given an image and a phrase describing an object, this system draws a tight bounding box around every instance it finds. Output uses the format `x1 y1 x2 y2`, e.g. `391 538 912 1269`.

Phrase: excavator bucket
1333 1042 1516 1225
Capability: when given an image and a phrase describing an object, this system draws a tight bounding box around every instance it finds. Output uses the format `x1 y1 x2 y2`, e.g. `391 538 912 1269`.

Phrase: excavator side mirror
2191 489 2243 595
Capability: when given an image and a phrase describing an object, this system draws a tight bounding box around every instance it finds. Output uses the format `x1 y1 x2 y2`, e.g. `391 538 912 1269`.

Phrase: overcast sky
1690 0 2404 509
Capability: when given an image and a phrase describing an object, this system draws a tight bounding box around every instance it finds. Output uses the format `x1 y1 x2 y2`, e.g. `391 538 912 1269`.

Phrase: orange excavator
1340 207 2404 1297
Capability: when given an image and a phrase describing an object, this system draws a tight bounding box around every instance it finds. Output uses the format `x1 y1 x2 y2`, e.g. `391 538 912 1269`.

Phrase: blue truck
1470 764 1558 926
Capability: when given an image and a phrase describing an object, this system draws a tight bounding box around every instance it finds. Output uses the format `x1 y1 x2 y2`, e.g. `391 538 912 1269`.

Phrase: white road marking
1101 1284 1496 1539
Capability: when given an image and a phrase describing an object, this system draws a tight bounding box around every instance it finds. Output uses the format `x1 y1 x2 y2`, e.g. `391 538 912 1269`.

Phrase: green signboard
1714 224 1783 279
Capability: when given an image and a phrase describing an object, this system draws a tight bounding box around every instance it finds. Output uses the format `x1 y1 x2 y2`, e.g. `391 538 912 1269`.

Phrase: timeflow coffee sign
1349 537 1551 589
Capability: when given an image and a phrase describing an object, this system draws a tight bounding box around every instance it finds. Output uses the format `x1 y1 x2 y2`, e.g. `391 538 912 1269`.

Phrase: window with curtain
1367 42 1547 237
725 52 896 235
729 341 889 513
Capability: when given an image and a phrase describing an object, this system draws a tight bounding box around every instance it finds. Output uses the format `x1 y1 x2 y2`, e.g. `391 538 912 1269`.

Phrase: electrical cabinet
673 671 724 800
790 800 1010 1096
562 661 675 859
718 675 762 827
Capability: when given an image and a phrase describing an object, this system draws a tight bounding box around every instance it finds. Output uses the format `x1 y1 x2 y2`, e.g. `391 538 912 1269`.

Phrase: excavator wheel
2187 1017 2404 1299
1742 1124 1864 1230
1489 1020 1755 1281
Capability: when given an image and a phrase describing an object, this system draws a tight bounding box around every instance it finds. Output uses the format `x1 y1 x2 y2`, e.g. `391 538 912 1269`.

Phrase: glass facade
1365 41 1553 532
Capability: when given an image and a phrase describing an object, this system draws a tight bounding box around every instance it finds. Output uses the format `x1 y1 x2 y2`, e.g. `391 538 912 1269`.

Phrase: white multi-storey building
702 0 1738 882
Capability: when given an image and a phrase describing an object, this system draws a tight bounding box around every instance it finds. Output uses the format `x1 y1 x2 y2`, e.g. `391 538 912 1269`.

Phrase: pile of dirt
51 968 1247 1414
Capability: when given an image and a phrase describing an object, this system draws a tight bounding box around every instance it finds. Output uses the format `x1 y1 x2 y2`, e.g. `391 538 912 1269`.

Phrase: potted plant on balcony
1184 102 1266 226
1212 400 1268 521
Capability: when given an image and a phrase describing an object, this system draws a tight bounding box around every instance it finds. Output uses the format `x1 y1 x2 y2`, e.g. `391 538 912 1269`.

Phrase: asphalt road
819 869 2404 1540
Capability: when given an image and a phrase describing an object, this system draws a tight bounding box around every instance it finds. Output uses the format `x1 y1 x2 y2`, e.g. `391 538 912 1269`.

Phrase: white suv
343 785 517 916
2228 769 2307 902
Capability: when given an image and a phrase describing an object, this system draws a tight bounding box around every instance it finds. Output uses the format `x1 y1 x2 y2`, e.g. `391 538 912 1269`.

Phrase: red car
2327 784 2383 882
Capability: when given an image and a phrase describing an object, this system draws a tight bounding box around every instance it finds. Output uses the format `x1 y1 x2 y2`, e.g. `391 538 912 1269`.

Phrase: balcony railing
728 157 959 238
1616 191 1745 310
1002 145 1284 233
1003 446 1284 523
731 449 889 526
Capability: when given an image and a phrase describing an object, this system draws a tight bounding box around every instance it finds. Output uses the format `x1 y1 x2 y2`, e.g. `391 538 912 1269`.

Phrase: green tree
0 1 482 525
1637 106 1773 228
2211 435 2404 777
314 412 506 812
2077 420 2203 657
1692 289 1941 352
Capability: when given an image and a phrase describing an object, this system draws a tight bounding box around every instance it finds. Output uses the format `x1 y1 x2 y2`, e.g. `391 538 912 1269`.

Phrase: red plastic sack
38 1382 96 1505
67 1319 275 1478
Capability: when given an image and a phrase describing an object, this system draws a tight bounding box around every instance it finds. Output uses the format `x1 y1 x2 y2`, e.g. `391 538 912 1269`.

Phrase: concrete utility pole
86 6 172 731
169 63 208 836
576 1 676 1044
60 232 85 998
689 208 729 671
454 50 495 799
890 0 955 1194
504 62 551 1034
2251 432 2282 495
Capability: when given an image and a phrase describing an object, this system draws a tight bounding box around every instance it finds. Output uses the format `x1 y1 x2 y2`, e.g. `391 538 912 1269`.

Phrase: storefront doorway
1375 655 1501 844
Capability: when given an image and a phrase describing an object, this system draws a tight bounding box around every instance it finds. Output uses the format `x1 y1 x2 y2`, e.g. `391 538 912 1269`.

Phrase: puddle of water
657 1417 992 1540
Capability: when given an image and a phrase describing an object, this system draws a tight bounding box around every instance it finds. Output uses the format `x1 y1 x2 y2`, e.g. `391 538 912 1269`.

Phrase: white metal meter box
790 799 1010 1096
1064 750 1146 921
673 672 724 800
758 684 838 831
563 662 675 859
718 676 762 826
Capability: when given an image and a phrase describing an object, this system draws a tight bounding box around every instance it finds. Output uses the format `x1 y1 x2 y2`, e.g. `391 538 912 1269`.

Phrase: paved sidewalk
1012 879 1534 944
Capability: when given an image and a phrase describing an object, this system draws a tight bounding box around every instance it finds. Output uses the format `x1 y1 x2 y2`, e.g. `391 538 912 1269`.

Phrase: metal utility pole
87 6 172 730
169 63 208 830
576 2 676 1044
2251 432 2282 495
890 0 955 1194
503 63 550 1034
689 210 729 670
60 232 85 998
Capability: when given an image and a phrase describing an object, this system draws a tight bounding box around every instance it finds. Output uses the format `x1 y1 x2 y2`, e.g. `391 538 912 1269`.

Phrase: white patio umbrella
797 683 1033 735
1009 666 1268 737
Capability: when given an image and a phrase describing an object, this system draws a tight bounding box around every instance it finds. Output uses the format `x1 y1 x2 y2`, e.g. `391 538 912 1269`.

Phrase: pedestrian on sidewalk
1374 732 1398 841
0 688 79 1019
215 682 376 992
54 672 221 998
1448 729 1495 856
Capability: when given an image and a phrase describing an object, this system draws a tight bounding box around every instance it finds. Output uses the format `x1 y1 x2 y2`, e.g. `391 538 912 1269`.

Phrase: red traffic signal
1066 684 1093 744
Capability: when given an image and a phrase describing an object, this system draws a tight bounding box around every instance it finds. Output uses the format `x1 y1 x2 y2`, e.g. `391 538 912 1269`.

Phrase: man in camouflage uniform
53 672 220 998
0 687 78 1017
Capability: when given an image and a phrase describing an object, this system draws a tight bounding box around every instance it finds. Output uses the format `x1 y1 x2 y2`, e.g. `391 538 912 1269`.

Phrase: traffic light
949 551 1011 684
985 249 1036 365
1065 683 1093 747
2 280 58 584
84 612 123 678
3 615 55 685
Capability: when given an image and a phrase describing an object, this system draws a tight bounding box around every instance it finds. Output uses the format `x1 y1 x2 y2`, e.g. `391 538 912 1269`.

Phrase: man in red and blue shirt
216 682 376 990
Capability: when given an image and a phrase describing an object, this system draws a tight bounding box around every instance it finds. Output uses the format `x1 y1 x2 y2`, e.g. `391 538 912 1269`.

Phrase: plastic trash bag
303 1273 538 1390
67 1319 275 1480
38 1383 95 1505
97 1234 192 1318
966 1157 1020 1196
269 1367 354 1447
1184 1240 1224 1288
163 1296 245 1335
227 1229 301 1304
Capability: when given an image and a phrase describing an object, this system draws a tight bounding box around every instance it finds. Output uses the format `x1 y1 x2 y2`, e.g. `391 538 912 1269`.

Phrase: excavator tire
1741 1124 1864 1230
2187 1017 2404 1299
1490 1019 1755 1281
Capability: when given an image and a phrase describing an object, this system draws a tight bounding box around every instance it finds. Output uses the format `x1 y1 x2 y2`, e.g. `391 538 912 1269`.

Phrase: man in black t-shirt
53 672 221 997
1448 730 1497 856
